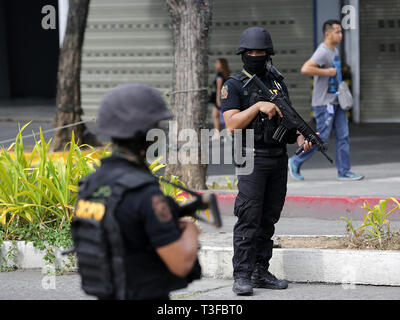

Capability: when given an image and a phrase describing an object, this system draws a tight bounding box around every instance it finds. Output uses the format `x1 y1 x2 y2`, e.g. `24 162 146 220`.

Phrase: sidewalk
2 270 400 300
0 105 399 291
0 99 55 122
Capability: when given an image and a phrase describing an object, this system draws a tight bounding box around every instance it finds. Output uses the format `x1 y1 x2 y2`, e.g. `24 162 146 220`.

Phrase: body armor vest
230 66 298 148
71 164 199 300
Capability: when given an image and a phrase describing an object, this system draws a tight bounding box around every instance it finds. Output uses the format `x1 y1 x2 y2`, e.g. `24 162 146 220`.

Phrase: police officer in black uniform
221 27 313 295
71 83 200 300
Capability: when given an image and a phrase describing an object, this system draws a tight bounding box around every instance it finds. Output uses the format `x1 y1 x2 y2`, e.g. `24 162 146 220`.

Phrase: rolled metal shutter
209 0 314 119
81 0 314 119
81 0 173 118
360 0 400 122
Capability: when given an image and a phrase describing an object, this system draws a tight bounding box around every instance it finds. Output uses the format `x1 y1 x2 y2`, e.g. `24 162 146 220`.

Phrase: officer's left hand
297 132 320 152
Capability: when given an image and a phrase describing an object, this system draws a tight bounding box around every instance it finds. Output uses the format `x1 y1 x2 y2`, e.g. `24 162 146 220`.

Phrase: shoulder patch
151 195 173 223
221 85 228 99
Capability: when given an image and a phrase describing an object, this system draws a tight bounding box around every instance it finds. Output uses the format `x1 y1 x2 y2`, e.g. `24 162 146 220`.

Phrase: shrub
341 197 400 249
0 124 108 236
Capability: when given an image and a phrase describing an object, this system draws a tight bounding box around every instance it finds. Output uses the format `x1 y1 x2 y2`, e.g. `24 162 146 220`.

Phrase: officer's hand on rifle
257 101 283 120
297 132 320 152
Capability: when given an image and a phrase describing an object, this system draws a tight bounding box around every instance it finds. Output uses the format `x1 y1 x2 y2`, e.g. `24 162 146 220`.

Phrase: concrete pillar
343 0 360 123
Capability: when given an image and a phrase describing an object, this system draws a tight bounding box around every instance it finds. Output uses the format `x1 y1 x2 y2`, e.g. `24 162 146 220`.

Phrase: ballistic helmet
236 27 274 55
97 83 173 139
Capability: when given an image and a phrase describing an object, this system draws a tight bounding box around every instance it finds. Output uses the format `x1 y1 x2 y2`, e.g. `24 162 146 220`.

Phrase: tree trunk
165 0 212 189
53 0 100 151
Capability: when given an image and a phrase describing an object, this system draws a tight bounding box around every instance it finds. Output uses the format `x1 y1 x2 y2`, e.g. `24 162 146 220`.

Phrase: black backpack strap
102 182 128 300
116 170 158 190
229 71 249 83
78 166 128 199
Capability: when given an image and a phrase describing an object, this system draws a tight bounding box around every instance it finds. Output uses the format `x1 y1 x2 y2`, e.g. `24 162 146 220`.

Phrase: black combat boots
232 278 253 296
251 263 289 289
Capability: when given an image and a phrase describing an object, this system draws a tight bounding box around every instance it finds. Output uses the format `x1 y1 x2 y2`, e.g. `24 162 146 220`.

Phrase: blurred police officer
221 27 313 295
72 83 200 300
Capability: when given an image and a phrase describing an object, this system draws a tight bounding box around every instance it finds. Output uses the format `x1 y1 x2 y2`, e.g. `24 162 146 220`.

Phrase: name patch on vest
75 200 106 221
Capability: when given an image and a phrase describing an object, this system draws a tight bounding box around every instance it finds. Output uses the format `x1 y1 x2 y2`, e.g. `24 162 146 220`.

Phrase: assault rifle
243 74 333 164
160 177 222 228
62 178 222 258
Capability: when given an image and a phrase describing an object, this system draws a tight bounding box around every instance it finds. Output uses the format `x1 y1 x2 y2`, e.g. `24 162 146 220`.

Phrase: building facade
0 0 399 123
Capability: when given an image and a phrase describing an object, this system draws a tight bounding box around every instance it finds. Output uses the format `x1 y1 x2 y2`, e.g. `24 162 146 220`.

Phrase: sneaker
251 264 288 290
337 171 365 181
288 157 304 181
232 278 253 296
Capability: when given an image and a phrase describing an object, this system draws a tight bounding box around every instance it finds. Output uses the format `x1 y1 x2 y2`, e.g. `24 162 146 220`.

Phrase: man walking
288 20 364 181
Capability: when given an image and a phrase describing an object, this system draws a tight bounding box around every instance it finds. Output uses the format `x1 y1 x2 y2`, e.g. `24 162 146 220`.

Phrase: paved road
0 270 398 300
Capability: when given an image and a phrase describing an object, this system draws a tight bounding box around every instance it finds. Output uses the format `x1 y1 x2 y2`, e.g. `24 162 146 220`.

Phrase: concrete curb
198 245 400 286
196 233 400 286
206 191 400 221
2 238 400 286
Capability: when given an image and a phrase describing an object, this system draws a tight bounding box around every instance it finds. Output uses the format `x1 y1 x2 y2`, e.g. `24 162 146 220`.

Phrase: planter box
198 235 400 287
2 240 400 287
0 241 76 271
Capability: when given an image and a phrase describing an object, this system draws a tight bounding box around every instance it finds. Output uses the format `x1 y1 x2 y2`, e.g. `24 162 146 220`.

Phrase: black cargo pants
232 154 288 280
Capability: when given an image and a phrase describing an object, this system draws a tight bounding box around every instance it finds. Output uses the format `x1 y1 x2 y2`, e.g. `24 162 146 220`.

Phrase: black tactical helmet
236 27 275 55
97 83 173 139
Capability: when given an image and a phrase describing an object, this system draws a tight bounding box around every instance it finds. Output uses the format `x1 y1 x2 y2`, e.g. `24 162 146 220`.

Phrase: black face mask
242 54 268 75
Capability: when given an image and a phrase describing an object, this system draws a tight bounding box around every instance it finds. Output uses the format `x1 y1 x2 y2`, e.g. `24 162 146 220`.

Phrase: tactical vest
71 164 199 300
230 66 297 149
230 66 286 149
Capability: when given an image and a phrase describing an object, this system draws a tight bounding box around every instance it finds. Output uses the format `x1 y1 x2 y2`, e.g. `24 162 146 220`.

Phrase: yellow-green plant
225 176 237 190
149 156 209 220
149 156 190 203
0 124 107 237
360 198 400 243
341 197 400 248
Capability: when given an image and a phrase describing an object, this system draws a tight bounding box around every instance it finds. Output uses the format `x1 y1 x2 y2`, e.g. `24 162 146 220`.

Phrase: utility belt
243 147 287 157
